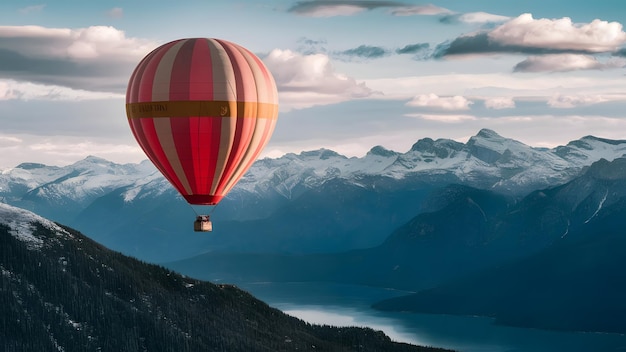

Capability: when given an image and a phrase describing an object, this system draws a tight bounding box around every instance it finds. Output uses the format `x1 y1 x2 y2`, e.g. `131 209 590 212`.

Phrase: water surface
235 281 626 352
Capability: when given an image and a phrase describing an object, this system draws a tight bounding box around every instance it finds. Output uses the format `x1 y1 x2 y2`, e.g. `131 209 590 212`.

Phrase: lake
230 281 626 352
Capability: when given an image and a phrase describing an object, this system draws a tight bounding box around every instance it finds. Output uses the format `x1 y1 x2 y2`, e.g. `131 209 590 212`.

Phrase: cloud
390 4 452 16
263 49 379 110
547 94 611 108
484 97 516 109
0 25 157 92
0 135 22 147
335 43 431 61
0 133 144 168
396 43 429 55
287 1 450 17
406 113 476 123
107 7 124 19
406 93 473 110
19 4 45 14
0 25 381 110
440 12 510 24
491 14 626 52
459 12 510 24
514 54 626 72
0 79 122 101
364 71 626 123
288 0 404 17
339 45 389 59
436 13 626 57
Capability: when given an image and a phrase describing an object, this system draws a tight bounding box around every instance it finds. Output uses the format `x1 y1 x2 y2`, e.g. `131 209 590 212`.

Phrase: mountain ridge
3 129 626 262
4 129 626 203
0 202 446 352
165 157 626 334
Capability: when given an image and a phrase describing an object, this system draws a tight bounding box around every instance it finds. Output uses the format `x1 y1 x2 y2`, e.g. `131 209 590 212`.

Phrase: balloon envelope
126 38 278 205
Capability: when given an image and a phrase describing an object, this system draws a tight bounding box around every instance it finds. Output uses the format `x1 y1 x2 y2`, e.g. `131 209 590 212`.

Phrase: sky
1 0 626 168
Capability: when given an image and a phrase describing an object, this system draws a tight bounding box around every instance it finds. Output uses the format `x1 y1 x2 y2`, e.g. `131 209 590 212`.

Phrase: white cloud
0 136 22 148
0 79 123 101
301 4 366 17
406 93 473 110
547 94 610 108
458 12 510 24
0 25 157 92
365 72 626 104
391 4 452 16
107 7 124 19
514 54 626 72
19 4 45 14
484 97 516 109
0 25 153 61
66 26 153 61
263 49 378 110
406 113 477 123
0 133 144 169
490 13 626 52
288 1 451 17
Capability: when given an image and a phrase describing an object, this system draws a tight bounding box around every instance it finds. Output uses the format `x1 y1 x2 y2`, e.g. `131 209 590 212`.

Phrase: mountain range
0 202 445 352
167 156 626 334
2 128 626 335
2 128 626 262
372 157 626 334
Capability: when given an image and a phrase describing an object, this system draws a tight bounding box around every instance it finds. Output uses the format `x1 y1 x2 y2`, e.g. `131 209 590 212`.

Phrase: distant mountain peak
475 128 502 139
5 128 626 232
586 156 626 180
299 148 345 160
73 155 113 167
580 135 626 146
368 145 398 157
410 137 434 152
15 162 50 170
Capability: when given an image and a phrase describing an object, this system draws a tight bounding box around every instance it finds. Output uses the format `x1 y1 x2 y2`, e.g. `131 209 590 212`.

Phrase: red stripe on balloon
192 39 220 195
126 42 188 194
137 40 179 103
137 118 188 194
169 39 197 192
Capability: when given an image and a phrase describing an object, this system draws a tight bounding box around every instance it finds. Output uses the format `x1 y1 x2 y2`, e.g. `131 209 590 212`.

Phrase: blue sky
1 0 626 168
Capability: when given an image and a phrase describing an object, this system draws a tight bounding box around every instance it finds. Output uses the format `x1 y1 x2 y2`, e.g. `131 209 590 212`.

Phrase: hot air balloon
125 38 278 232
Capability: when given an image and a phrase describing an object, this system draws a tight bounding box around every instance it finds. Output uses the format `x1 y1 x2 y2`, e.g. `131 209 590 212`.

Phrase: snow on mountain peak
14 162 49 170
3 129 626 205
298 149 347 161
476 128 501 139
0 203 72 250
368 146 398 158
466 128 526 156
239 129 626 196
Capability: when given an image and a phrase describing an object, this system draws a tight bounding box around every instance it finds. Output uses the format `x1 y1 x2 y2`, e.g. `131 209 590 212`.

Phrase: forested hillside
0 204 448 352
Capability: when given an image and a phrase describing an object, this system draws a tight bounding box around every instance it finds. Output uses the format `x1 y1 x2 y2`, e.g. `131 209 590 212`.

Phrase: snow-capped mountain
236 128 626 197
0 156 160 202
3 129 626 209
159 158 626 339
2 128 626 262
0 202 74 251
0 156 167 224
